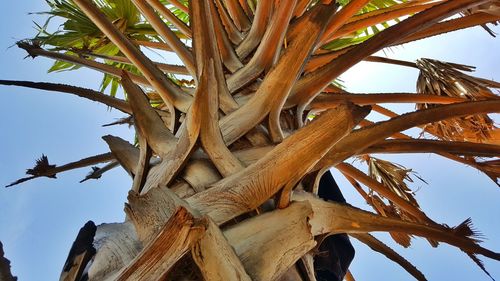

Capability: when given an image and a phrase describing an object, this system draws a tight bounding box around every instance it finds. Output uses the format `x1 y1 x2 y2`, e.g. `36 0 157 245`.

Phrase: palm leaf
416 58 499 143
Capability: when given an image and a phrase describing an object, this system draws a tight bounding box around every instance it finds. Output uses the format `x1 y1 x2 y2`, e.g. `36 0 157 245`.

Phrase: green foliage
31 0 153 93
47 52 82 72
323 31 375 50
30 0 411 93
158 0 190 24
322 0 407 51
337 0 406 11
34 0 143 51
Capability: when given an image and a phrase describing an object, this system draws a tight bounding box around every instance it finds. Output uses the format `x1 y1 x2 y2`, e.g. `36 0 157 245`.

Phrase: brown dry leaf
366 156 424 207
463 2 500 36
416 58 499 143
363 156 436 247
367 194 413 248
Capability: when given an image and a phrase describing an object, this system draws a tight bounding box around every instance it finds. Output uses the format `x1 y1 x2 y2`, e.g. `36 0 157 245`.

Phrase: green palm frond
322 0 407 50
29 0 157 93
29 0 192 95
158 0 190 24
99 60 140 97
336 0 406 11
322 30 374 50
34 0 103 49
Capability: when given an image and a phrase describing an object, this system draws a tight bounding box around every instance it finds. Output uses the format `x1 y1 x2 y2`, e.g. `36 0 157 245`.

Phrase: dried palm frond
79 161 120 183
366 156 425 207
416 58 499 143
6 153 115 187
6 154 57 187
446 218 494 280
476 158 500 186
345 173 416 247
463 1 500 36
26 154 57 178
101 116 134 127
362 156 441 247
449 218 485 243
351 233 427 281
368 194 413 248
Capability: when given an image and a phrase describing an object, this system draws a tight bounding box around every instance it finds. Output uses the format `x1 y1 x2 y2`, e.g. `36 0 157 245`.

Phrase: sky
0 2 499 281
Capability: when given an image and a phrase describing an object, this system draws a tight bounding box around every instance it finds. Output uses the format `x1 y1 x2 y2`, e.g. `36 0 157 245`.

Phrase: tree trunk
4 0 500 280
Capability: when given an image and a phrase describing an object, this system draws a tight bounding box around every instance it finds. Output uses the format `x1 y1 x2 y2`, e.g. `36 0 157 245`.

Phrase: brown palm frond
468 252 494 280
476 158 500 186
416 58 499 143
0 80 132 114
364 139 500 157
463 1 500 37
101 116 134 127
367 194 413 248
366 156 425 207
6 153 115 187
297 192 500 261
358 103 500 185
6 154 57 187
79 161 120 183
361 156 440 246
351 233 427 281
26 154 57 178
447 218 494 280
340 168 431 248
396 11 500 46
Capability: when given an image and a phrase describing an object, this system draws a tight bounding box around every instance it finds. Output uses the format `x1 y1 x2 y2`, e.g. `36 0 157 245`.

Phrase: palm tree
1 0 500 280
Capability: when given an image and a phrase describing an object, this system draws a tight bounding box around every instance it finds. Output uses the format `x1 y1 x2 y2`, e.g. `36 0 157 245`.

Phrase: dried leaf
26 154 57 178
366 156 424 207
416 58 499 143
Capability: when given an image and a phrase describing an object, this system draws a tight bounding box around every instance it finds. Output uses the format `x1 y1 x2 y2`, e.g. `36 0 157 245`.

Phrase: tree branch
189 103 370 224
0 79 131 114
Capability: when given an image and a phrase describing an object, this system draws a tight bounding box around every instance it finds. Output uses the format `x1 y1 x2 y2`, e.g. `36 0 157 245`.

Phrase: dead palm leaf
416 58 499 143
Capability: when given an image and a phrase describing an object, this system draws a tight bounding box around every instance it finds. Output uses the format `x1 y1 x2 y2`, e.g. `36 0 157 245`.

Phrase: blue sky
0 2 499 281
